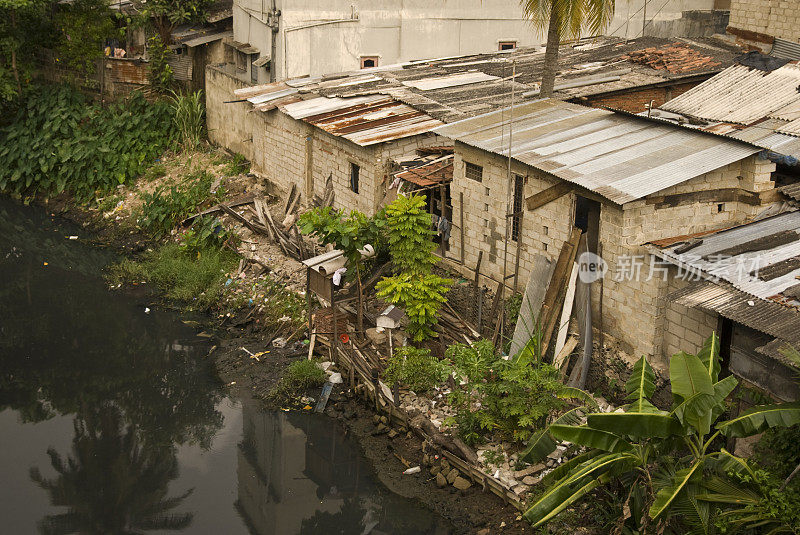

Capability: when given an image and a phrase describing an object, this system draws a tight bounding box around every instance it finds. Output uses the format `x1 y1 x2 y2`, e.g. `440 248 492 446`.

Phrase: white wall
233 0 720 80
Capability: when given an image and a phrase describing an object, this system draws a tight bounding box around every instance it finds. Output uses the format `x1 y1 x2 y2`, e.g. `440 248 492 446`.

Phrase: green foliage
224 274 307 332
0 0 55 102
376 194 450 342
138 169 222 238
108 242 237 310
522 334 800 533
268 360 327 405
171 89 204 149
298 206 385 271
147 35 173 93
445 339 567 445
0 85 173 199
142 162 167 182
134 0 214 44
382 194 436 275
382 346 451 394
54 0 115 75
222 153 250 176
376 271 450 341
179 215 237 255
755 424 800 479
713 468 800 534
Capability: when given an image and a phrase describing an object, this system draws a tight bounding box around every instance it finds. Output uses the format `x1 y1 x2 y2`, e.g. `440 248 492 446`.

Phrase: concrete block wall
729 0 800 43
661 272 719 361
206 65 255 161
450 142 573 287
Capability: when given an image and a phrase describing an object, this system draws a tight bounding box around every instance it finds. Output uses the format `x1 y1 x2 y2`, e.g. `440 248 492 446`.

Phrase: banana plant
522 333 800 533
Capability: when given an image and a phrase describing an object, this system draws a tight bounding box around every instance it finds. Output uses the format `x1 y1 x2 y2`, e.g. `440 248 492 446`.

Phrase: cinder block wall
206 65 255 161
450 144 776 367
729 0 800 42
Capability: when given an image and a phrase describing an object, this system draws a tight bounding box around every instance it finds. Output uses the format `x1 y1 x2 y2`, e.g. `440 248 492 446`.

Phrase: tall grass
171 90 205 149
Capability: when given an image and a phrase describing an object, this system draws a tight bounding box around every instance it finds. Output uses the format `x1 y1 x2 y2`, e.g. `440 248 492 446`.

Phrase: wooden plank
525 182 572 211
539 227 582 353
284 183 297 215
182 193 255 225
220 203 263 235
554 336 579 374
553 262 578 359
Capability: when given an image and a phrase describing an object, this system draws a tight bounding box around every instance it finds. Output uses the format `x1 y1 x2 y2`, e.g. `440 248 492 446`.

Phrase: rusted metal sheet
107 58 148 85
396 154 453 186
283 95 443 146
433 99 758 204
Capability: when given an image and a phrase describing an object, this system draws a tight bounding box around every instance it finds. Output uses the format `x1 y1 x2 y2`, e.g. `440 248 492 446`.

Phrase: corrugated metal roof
656 60 800 157
282 95 443 146
771 38 800 61
396 154 454 187
401 72 500 91
652 211 800 302
780 183 800 202
661 64 800 125
433 99 759 204
671 280 800 347
182 30 232 48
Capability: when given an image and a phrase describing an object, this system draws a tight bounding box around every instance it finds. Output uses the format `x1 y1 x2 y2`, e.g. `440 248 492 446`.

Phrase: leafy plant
171 89 204 149
133 0 214 45
0 86 173 200
147 35 173 93
54 0 115 75
382 346 451 394
138 169 222 238
223 153 249 176
522 333 800 533
179 215 237 255
376 195 450 342
445 339 570 445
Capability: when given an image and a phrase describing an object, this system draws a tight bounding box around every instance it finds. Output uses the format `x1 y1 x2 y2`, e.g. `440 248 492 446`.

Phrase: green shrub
445 339 566 445
108 243 237 310
171 89 205 149
142 162 167 182
147 35 174 93
268 360 327 404
0 86 173 200
382 346 451 393
179 215 238 255
138 169 222 238
223 153 250 176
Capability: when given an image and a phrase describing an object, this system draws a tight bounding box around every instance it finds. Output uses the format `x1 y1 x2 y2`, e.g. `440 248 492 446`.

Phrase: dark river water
0 198 451 535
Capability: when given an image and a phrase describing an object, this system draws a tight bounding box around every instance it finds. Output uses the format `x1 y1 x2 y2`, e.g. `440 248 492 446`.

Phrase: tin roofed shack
433 98 785 379
205 35 741 218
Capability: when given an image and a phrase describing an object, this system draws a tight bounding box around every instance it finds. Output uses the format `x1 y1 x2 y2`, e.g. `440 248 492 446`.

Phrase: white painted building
230 0 725 84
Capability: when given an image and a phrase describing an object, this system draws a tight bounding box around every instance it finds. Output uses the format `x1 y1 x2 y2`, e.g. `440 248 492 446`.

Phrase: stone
422 454 430 466
365 327 388 345
522 475 540 485
387 429 398 439
477 529 491 535
452 476 472 491
430 465 441 476
379 415 389 425
513 463 545 478
436 473 448 488
372 414 381 424
440 466 450 477
446 468 460 484
441 459 450 471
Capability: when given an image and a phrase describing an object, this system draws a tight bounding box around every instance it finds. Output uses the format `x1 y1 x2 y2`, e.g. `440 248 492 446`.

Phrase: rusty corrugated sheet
433 99 759 204
396 154 454 187
282 95 443 146
107 58 148 85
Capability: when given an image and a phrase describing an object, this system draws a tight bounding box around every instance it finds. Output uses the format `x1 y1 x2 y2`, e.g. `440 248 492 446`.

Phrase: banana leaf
697 332 721 384
625 356 656 410
520 407 583 463
588 411 684 438
716 402 800 438
550 424 634 453
650 461 704 519
670 351 713 405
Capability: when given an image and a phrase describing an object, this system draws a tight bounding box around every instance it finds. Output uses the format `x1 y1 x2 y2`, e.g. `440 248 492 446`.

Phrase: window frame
360 56 379 69
499 41 517 51
465 162 483 182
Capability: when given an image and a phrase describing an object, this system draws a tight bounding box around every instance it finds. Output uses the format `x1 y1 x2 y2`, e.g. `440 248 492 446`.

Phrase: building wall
449 141 776 367
206 64 255 160
728 0 800 44
579 81 704 113
232 0 719 81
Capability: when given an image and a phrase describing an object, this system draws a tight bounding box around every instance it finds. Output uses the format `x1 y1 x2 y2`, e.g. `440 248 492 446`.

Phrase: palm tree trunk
539 7 561 98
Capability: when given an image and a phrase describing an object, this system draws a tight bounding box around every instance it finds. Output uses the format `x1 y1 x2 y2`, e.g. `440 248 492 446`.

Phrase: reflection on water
0 197 451 534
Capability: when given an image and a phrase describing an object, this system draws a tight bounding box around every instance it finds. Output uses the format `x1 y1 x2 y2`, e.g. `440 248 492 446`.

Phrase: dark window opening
235 50 248 72
360 56 378 69
465 162 483 182
499 41 517 51
511 173 524 242
350 162 360 194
